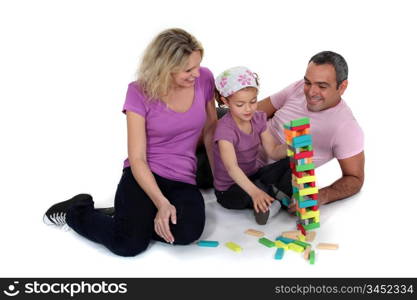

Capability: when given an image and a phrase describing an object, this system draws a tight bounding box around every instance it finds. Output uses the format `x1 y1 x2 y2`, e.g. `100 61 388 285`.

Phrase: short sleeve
200 67 215 103
254 111 267 134
332 119 365 160
122 82 148 117
270 80 302 110
213 119 237 145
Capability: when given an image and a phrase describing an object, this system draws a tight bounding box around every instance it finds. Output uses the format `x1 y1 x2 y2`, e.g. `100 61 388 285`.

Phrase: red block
297 224 306 235
309 182 316 187
292 170 302 178
306 169 315 176
311 205 319 211
291 124 310 131
310 194 318 200
294 150 314 160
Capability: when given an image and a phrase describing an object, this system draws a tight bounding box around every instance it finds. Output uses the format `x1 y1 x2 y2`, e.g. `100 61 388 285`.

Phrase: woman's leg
66 168 157 257
151 176 206 245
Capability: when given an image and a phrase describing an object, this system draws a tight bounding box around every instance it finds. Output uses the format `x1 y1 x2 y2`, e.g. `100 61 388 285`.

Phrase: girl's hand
250 189 274 213
154 202 177 243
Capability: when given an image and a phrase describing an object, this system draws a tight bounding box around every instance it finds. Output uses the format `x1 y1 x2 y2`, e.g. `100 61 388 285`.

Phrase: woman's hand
154 202 177 244
250 189 274 213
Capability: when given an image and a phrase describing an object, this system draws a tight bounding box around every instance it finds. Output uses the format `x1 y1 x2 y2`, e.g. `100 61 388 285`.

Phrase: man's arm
257 97 277 118
318 151 365 205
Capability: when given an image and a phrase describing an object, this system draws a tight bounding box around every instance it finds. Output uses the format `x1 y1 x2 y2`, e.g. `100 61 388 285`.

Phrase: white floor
2 158 415 278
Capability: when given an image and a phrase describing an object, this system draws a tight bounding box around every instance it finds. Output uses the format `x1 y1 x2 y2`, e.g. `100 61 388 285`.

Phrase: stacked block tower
284 117 320 234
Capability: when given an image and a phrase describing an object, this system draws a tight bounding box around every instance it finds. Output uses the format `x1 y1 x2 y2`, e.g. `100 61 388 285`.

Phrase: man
258 51 364 212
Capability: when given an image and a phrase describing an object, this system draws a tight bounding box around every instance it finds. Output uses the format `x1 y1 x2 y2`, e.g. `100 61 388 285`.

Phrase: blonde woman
43 28 217 256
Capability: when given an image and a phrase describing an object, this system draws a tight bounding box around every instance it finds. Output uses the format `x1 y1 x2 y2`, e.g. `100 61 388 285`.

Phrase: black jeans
66 168 205 257
214 158 292 210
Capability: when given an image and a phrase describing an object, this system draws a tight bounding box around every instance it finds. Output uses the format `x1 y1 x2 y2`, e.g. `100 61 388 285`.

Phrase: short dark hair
309 51 348 88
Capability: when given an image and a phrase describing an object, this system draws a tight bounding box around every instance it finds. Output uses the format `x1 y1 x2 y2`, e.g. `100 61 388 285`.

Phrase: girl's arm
218 140 274 213
261 129 287 161
126 111 176 244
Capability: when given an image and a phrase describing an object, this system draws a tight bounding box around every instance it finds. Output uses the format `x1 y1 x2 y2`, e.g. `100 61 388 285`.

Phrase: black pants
215 158 292 210
66 168 205 257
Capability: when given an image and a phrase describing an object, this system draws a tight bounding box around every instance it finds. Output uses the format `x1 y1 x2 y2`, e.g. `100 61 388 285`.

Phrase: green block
259 237 276 248
293 240 311 248
296 163 315 172
309 250 315 264
284 122 291 130
290 117 310 127
304 222 320 230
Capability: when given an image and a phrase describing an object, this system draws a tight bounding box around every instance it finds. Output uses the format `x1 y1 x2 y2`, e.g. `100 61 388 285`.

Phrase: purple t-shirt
122 67 214 185
213 111 267 191
267 80 364 167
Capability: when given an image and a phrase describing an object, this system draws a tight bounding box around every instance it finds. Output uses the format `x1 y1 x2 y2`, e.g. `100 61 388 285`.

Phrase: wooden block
244 229 265 237
296 175 316 184
288 243 304 253
197 240 219 247
275 236 295 244
225 242 242 252
293 240 311 249
258 237 276 248
317 243 339 250
309 250 315 264
297 224 306 236
305 231 317 242
304 246 311 260
294 151 314 160
299 187 319 197
275 240 289 250
297 234 306 242
275 248 285 260
304 222 320 230
298 199 318 208
296 163 315 172
291 124 310 131
290 117 310 127
282 231 301 239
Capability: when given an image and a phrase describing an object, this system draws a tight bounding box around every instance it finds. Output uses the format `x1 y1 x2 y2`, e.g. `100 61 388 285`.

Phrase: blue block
298 199 318 208
293 139 312 148
293 134 312 145
292 186 299 194
197 240 219 247
275 248 285 260
275 236 295 244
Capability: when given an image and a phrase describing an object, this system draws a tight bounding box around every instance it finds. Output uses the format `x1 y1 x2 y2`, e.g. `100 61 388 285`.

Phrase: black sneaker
43 194 92 226
254 209 270 225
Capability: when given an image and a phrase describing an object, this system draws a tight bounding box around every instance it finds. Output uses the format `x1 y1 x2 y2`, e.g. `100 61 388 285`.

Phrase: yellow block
287 149 294 157
288 243 304 253
296 176 316 184
299 187 319 196
297 235 306 242
225 242 242 252
275 240 289 250
300 210 320 220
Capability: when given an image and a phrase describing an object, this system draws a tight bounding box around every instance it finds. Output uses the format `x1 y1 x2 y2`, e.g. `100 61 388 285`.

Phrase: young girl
43 28 217 256
213 66 292 225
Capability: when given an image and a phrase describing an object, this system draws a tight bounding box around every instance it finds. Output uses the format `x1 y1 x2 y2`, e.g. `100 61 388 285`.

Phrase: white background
1 0 416 277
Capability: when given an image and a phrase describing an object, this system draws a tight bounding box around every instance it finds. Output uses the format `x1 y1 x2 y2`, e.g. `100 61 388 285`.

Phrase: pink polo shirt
268 80 364 167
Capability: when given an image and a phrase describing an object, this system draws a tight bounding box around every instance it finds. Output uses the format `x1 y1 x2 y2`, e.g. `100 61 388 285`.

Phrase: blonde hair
137 28 204 100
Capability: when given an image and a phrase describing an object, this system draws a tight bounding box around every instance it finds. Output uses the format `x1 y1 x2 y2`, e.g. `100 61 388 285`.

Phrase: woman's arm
261 129 287 161
218 140 273 213
126 111 176 243
202 99 218 174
